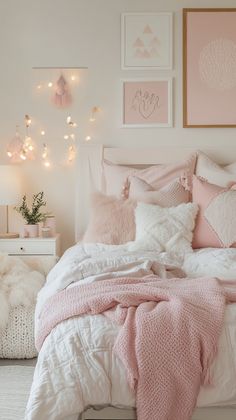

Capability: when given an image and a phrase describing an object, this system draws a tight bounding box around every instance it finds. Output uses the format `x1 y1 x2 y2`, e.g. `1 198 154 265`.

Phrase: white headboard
75 144 235 241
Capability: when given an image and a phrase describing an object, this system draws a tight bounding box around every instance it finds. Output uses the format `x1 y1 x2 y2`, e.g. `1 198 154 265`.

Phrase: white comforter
25 244 236 420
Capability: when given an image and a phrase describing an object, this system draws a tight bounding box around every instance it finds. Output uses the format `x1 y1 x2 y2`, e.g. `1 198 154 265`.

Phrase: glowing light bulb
66 116 71 124
68 145 76 162
37 84 42 90
20 152 27 161
71 75 75 81
41 130 45 136
44 161 50 168
85 135 91 142
25 115 32 127
89 106 100 122
64 135 69 140
7 151 12 158
48 82 53 88
42 143 48 159
70 134 75 140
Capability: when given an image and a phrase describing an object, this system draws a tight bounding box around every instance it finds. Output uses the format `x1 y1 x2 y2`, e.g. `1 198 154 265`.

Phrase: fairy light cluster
6 106 100 167
37 74 78 91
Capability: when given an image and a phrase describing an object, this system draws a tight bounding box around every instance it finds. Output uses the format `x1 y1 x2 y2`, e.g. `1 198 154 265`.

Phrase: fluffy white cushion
0 253 45 331
128 202 198 254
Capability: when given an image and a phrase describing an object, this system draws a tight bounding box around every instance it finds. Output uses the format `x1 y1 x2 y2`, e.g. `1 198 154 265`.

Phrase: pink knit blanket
36 276 236 420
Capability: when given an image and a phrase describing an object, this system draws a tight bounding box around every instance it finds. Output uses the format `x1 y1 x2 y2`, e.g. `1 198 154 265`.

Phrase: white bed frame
76 144 236 420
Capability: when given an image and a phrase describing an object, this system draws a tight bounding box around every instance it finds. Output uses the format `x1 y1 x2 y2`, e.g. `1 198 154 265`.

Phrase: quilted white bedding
25 244 236 420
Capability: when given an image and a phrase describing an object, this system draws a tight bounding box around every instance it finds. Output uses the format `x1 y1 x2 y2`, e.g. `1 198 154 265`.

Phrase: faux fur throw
36 276 236 420
0 253 45 331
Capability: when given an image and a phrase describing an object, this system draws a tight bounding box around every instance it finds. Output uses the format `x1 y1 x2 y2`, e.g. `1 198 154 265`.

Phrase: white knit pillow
128 202 198 254
128 176 189 206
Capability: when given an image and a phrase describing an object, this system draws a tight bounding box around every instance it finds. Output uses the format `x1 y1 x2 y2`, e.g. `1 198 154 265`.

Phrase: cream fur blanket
0 254 45 331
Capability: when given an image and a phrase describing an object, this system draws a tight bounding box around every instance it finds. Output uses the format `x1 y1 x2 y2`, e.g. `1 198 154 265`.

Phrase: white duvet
25 244 236 420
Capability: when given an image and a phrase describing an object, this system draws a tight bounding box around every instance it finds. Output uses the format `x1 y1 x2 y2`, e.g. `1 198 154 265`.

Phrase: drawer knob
20 247 25 252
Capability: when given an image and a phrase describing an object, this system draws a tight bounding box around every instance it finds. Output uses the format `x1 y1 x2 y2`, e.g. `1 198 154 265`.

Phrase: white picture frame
121 78 173 128
121 12 173 70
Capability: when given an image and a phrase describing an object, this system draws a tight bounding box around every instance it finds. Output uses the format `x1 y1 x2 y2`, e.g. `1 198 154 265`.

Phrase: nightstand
0 234 61 257
0 235 61 360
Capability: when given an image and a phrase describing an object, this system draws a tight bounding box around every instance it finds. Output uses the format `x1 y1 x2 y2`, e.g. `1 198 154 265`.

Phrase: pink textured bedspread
36 276 236 420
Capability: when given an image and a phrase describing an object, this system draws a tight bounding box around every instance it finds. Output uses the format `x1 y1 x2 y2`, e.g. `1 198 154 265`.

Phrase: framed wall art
121 12 173 70
122 78 173 128
183 8 236 127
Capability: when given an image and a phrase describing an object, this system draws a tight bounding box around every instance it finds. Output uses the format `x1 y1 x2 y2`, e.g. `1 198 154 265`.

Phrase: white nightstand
0 234 61 257
0 235 61 360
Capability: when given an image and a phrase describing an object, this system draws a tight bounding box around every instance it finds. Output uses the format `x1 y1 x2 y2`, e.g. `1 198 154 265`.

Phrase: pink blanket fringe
36 276 236 420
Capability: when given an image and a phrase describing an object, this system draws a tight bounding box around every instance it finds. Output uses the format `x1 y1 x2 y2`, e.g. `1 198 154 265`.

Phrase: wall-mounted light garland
6 67 99 167
6 106 100 167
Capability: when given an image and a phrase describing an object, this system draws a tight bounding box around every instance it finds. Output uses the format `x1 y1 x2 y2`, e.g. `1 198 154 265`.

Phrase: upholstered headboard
75 144 235 241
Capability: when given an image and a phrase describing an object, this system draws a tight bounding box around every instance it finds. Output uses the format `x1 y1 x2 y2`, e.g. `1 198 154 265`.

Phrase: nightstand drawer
0 235 60 256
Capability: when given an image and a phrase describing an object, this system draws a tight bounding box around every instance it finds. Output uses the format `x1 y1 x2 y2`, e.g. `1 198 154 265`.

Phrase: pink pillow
83 192 135 245
102 160 136 196
192 175 236 248
129 176 190 206
103 153 197 197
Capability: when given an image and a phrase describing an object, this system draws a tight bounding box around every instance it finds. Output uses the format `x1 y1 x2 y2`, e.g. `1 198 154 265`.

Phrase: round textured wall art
199 38 236 90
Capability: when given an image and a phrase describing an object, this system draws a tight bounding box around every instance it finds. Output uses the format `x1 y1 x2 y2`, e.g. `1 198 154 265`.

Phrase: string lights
6 105 100 167
42 143 51 168
41 130 52 168
64 115 78 164
66 115 77 127
25 115 32 127
89 106 100 122
21 114 35 160
35 73 78 93
68 144 76 162
7 126 23 162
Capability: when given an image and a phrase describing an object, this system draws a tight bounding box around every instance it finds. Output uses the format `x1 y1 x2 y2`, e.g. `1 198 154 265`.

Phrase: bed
25 145 236 420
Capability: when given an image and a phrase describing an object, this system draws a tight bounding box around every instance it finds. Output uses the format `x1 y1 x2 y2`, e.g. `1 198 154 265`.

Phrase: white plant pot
24 224 39 238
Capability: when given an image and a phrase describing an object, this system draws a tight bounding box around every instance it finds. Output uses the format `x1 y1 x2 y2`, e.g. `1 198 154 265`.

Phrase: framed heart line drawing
121 78 173 128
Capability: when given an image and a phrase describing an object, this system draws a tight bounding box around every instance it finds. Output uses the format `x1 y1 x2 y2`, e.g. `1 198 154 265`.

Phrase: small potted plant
15 192 49 238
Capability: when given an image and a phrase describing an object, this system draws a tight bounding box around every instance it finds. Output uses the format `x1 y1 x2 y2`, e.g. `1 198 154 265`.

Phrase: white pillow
196 151 236 187
128 202 198 255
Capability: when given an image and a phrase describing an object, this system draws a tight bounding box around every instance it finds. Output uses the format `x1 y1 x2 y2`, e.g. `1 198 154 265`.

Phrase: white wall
1 0 236 252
